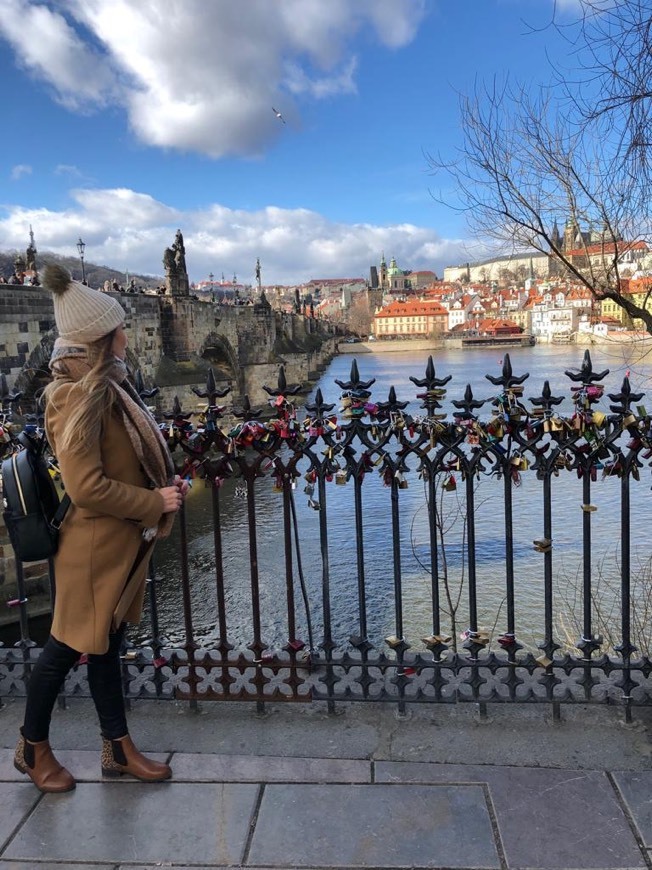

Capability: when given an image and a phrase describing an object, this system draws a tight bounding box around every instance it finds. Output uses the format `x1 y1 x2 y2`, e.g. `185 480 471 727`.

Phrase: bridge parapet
0 287 338 412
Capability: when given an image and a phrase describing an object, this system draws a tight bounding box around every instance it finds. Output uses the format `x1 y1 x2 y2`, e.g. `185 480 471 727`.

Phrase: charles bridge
0 284 341 413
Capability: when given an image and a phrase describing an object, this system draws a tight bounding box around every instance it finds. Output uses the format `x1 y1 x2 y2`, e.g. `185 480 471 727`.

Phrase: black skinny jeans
22 625 128 743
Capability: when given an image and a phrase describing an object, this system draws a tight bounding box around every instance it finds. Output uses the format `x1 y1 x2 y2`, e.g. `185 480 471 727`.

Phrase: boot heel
14 760 27 775
101 767 124 778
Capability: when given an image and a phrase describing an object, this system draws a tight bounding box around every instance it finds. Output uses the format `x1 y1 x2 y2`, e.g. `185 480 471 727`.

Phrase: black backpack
1 436 70 563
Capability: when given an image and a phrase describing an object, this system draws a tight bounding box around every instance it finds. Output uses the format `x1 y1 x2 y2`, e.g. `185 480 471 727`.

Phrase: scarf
49 338 176 540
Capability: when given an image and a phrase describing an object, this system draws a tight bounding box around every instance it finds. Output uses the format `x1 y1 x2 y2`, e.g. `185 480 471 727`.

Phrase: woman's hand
158 485 183 513
174 474 190 497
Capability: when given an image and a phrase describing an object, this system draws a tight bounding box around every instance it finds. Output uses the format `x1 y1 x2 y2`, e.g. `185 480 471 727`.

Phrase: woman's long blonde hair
42 331 119 454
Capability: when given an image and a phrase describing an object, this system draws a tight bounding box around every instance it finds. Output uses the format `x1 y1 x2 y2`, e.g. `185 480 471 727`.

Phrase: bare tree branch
429 0 652 333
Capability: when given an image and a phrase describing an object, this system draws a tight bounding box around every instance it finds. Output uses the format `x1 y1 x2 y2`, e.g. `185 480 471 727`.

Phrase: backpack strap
50 493 71 530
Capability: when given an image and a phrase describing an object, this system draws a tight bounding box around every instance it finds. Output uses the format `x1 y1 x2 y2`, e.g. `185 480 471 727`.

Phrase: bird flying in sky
272 107 286 124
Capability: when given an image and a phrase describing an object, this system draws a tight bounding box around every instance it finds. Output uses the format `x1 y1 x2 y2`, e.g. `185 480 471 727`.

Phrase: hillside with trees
0 249 162 292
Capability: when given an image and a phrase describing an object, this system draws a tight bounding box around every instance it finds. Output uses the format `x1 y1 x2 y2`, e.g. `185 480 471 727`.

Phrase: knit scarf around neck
49 338 176 539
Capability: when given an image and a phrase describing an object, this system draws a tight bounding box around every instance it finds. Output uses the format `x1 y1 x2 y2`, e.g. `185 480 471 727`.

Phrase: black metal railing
2 352 652 719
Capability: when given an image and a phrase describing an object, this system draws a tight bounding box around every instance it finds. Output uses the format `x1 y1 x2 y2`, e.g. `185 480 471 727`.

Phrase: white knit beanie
43 264 126 343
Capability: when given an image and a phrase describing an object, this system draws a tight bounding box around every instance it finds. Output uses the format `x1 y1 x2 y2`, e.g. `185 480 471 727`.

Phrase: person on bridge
14 264 188 794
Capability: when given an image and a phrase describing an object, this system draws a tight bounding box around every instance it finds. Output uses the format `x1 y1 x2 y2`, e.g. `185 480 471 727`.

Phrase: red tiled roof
565 240 649 257
375 299 448 318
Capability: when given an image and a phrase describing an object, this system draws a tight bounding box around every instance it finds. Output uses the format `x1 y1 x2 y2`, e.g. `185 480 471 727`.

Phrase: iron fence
1 351 652 719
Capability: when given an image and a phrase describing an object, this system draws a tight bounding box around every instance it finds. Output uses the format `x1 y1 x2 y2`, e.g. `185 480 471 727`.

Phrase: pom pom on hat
43 263 126 344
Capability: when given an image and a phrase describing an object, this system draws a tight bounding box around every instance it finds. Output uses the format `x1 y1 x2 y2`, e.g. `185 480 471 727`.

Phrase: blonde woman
14 264 187 793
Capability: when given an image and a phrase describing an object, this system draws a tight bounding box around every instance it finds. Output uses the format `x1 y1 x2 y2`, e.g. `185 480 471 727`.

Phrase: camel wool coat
46 381 166 654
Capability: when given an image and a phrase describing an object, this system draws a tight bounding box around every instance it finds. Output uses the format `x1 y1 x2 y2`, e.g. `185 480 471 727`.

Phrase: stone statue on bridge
25 225 38 283
13 253 25 284
163 229 190 296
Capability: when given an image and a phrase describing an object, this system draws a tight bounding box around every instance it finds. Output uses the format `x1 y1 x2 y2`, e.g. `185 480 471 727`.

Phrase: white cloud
54 164 84 177
0 0 117 110
0 186 468 284
0 0 426 157
10 164 32 180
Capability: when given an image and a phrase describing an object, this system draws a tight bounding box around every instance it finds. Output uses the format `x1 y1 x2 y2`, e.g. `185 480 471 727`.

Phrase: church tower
563 218 580 253
379 253 387 292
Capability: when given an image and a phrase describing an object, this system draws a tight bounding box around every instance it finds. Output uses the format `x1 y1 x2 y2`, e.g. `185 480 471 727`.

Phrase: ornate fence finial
410 355 451 416
565 349 609 385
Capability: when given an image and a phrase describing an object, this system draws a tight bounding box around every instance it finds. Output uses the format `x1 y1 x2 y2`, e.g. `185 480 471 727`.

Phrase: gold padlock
592 411 606 428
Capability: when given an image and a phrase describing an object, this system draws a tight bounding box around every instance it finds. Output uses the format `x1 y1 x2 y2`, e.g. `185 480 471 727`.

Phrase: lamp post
76 238 86 284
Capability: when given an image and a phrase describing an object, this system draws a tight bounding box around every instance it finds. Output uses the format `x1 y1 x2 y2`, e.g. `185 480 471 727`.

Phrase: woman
14 264 186 793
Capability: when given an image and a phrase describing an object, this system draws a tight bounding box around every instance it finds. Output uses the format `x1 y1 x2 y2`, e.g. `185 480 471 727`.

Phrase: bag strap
50 493 71 530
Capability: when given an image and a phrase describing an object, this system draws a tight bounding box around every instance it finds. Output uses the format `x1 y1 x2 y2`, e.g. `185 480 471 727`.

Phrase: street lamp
76 238 86 284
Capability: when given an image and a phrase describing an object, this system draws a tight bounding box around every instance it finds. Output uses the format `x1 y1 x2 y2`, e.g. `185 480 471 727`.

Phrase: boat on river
551 332 575 344
461 333 536 349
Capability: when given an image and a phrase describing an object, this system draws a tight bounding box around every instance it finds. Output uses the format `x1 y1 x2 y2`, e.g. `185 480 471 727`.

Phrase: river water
143 339 652 657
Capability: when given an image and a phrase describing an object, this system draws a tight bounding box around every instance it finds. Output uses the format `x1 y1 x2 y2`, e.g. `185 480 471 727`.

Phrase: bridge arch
197 332 240 390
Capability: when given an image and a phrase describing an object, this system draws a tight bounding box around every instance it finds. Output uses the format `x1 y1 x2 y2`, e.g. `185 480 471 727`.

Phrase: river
140 339 652 657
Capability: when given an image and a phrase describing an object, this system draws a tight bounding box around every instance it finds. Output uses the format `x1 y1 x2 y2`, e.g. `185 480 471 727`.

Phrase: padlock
335 469 348 485
443 474 457 492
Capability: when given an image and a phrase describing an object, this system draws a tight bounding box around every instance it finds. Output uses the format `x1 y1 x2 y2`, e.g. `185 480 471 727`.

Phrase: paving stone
376 762 645 869
0 750 20 781
612 772 652 847
3 782 259 866
171 753 371 783
0 864 114 869
0 783 40 853
247 782 500 868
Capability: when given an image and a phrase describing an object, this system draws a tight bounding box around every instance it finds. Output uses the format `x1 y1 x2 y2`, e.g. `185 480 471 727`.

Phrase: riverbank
339 331 652 354
338 338 446 354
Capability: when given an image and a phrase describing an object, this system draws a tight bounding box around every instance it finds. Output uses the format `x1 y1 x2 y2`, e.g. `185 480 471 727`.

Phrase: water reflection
141 342 652 656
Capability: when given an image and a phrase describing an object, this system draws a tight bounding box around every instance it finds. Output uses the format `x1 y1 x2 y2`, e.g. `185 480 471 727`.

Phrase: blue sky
0 0 580 285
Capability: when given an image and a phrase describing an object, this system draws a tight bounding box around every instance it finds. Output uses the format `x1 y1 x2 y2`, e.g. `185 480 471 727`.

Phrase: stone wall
0 287 56 386
0 516 52 629
0 287 340 411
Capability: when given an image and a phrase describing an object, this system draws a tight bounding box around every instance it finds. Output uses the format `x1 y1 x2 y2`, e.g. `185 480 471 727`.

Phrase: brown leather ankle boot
101 734 171 782
14 729 76 793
